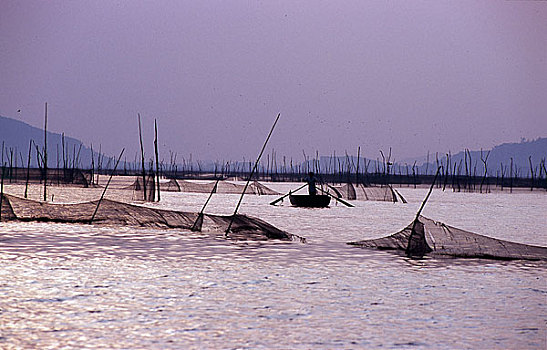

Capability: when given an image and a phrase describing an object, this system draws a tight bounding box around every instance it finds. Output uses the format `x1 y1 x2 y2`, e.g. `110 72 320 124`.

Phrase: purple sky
1 1 546 163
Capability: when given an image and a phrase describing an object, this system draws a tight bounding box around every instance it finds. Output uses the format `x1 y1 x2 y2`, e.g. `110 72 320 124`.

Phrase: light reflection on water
0 183 546 349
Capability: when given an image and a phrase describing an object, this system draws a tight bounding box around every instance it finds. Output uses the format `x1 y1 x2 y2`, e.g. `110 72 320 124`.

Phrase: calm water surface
1 183 546 349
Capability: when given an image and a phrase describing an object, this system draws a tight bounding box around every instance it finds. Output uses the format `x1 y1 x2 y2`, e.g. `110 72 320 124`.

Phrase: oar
191 178 220 231
269 183 307 206
316 186 354 207
325 184 342 198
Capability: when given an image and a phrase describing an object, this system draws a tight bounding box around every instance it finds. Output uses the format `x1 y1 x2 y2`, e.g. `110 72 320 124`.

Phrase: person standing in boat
306 172 317 195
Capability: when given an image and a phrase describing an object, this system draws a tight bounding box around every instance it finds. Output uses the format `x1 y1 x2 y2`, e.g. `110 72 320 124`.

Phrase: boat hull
289 194 331 208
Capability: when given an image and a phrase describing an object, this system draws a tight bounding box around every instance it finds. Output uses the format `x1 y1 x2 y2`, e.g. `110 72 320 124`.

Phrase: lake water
1 182 546 349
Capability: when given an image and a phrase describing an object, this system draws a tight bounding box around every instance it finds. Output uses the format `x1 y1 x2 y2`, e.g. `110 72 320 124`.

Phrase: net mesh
348 216 547 260
329 183 406 203
163 180 279 195
0 168 90 187
0 193 301 241
123 175 157 201
161 178 181 192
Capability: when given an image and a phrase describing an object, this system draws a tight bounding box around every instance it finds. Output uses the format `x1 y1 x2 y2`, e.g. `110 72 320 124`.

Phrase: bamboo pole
191 178 220 231
406 166 441 258
24 140 32 198
226 113 280 236
356 146 360 184
43 102 48 201
89 148 125 224
0 164 5 222
138 113 147 200
529 156 534 191
154 119 160 201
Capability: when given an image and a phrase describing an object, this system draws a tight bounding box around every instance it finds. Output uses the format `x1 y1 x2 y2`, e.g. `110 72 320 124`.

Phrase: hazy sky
1 1 546 163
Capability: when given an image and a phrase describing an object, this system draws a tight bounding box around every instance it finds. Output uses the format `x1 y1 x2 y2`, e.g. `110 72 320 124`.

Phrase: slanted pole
406 166 441 257
90 148 125 224
191 178 220 231
226 113 280 236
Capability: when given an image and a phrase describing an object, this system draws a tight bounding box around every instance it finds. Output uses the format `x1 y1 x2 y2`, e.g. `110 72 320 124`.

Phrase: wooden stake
226 113 280 235
24 140 32 198
154 119 160 201
43 102 48 201
191 178 220 231
0 164 5 222
356 146 360 184
138 113 147 200
90 148 125 224
406 166 441 257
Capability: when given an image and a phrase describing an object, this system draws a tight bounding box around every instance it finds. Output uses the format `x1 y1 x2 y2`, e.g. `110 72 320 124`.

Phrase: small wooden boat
289 194 331 208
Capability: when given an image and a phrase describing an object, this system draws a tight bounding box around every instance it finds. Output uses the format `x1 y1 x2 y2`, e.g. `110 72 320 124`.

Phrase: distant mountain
2 115 545 177
307 139 547 178
0 115 113 169
405 138 547 177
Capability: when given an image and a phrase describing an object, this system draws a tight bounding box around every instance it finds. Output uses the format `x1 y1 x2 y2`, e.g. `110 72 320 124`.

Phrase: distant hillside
0 115 112 169
408 138 547 177
307 139 547 179
2 115 545 178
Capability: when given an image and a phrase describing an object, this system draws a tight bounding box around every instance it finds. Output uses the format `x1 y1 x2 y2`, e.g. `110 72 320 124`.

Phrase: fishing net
0 168 91 187
348 216 547 260
167 180 279 195
329 183 406 203
0 193 301 241
161 178 181 192
249 181 281 195
123 175 157 201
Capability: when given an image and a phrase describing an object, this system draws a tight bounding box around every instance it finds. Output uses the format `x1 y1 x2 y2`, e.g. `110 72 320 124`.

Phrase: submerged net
0 193 300 241
329 183 406 203
348 216 547 260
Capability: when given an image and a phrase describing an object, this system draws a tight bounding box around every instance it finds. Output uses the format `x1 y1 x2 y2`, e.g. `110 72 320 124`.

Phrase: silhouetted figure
306 172 317 195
